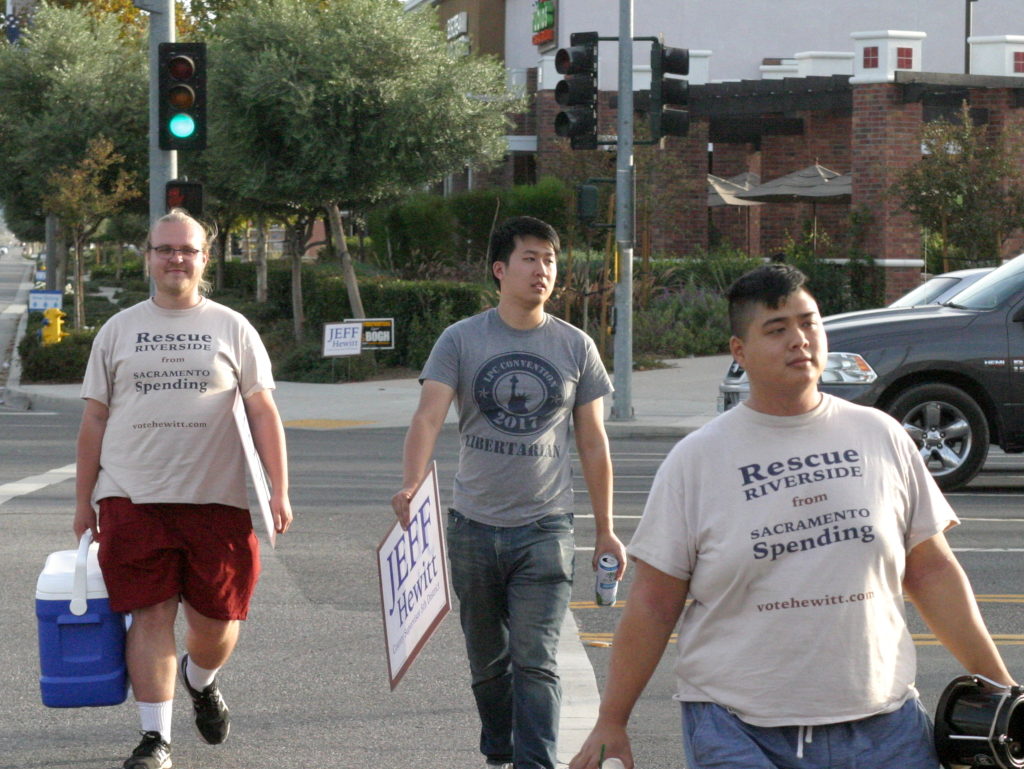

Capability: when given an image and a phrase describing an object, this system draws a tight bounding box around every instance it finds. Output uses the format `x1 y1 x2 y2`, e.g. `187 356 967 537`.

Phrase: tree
893 103 1024 267
206 0 518 337
43 136 140 328
0 4 147 248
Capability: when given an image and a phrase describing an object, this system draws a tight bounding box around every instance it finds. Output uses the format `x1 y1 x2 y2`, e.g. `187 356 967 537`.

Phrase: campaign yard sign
344 317 395 351
322 321 363 357
377 463 450 689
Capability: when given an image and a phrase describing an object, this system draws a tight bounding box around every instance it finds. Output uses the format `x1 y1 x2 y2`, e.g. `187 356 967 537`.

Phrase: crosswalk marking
0 463 76 505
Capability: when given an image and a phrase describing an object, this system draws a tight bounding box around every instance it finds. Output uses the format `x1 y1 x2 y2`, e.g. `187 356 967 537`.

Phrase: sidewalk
3 357 727 435
0 249 728 430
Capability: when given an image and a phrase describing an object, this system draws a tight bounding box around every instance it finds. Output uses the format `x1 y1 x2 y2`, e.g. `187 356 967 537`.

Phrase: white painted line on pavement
959 517 1024 522
558 609 599 767
0 463 76 505
2 302 26 315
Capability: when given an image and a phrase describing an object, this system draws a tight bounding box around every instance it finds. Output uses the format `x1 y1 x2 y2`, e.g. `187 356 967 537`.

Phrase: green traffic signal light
169 113 196 139
158 42 207 151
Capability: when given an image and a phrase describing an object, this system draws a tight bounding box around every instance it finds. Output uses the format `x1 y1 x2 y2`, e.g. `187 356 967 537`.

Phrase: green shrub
448 188 502 261
90 258 145 283
368 179 573 276
209 265 488 374
18 323 97 383
505 176 571 235
633 286 731 358
367 193 457 275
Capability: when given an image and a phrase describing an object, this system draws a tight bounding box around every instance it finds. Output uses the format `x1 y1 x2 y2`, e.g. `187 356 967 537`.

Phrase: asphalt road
2 408 1022 769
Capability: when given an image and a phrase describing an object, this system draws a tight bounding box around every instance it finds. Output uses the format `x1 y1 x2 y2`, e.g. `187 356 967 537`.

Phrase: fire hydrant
41 307 69 346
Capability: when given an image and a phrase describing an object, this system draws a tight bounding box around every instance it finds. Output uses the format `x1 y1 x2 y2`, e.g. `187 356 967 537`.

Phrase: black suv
719 255 1024 491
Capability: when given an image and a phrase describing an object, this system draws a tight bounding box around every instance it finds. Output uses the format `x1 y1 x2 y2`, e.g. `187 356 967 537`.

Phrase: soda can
595 554 619 606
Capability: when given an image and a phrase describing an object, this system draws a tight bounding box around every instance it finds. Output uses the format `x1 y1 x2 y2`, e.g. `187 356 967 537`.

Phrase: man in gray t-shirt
392 216 626 769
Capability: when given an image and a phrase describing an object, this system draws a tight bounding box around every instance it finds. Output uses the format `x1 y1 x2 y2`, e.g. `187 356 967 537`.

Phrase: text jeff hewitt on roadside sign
376 463 450 689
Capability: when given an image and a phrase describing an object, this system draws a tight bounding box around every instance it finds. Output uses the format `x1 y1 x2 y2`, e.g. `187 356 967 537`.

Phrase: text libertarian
464 434 561 457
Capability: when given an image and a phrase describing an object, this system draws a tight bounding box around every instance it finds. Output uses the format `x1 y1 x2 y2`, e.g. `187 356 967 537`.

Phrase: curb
1 386 84 414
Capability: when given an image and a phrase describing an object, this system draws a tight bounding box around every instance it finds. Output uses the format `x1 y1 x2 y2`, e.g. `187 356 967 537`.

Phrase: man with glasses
75 209 293 769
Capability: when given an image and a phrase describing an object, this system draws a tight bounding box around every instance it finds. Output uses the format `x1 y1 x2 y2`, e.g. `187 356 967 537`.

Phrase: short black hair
488 216 560 288
726 263 812 337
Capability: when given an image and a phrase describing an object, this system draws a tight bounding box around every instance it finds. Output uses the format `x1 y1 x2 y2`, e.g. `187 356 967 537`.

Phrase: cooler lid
35 543 110 600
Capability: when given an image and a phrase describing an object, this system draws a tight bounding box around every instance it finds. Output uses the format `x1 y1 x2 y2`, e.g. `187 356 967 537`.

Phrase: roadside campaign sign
376 463 450 689
344 317 395 350
322 321 363 357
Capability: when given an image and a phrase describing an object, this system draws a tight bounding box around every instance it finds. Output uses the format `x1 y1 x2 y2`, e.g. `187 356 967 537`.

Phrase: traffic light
576 183 599 226
554 31 599 150
165 179 204 217
158 42 207 151
650 41 689 140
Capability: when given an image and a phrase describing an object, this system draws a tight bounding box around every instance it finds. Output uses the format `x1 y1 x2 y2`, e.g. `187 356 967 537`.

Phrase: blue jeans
681 699 940 769
447 509 575 769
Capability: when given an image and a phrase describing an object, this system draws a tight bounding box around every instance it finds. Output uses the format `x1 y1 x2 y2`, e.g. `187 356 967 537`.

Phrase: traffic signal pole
609 0 635 421
133 0 176 226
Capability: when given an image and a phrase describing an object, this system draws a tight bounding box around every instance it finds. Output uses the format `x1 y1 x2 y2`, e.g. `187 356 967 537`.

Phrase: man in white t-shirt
570 263 1016 769
75 209 292 769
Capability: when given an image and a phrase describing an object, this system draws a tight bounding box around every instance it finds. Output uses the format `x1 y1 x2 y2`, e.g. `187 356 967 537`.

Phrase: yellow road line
284 419 377 429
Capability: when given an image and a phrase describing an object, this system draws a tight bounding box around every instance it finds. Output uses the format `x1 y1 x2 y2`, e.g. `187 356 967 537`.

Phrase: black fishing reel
934 675 1024 769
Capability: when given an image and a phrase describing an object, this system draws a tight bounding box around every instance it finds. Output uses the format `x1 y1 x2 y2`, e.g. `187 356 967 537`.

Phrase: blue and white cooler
35 530 128 707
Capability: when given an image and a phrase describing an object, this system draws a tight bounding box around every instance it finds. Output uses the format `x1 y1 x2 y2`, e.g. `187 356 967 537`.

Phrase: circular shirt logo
473 352 565 436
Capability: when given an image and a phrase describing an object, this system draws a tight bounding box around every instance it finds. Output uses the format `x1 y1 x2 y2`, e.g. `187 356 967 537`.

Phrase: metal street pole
964 0 980 74
610 0 634 421
134 0 176 225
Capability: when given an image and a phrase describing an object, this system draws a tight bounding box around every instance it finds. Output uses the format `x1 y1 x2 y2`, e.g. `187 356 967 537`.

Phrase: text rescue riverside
135 331 213 352
739 448 863 501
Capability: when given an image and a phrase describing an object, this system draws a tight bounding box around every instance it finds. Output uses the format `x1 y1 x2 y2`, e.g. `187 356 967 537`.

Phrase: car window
890 276 959 307
948 258 1024 310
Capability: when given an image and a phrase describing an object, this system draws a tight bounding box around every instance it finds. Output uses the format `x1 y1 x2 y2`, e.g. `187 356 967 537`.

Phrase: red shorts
96 497 261 620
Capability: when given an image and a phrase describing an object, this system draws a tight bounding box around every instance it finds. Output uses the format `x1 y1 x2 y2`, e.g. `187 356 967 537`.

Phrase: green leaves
0 4 146 239
206 0 517 211
893 103 1024 265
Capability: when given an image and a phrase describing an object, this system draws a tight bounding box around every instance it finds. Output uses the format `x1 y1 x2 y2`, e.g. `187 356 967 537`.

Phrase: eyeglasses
150 245 203 259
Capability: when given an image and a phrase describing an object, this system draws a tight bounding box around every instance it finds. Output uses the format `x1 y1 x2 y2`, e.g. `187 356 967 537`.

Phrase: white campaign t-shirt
81 298 275 509
628 394 957 726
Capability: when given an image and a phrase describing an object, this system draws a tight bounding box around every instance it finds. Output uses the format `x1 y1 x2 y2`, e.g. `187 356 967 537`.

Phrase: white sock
183 654 220 691
137 700 173 743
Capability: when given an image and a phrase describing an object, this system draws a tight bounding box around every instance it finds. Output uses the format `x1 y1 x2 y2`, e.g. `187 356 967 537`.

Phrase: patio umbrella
736 163 851 249
708 173 762 254
735 163 850 203
707 173 763 207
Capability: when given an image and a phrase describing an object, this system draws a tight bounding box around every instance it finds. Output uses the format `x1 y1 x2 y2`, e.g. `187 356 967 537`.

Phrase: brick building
407 0 1024 298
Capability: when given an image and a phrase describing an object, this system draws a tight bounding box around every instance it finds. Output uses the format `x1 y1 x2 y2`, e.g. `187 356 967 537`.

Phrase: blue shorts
681 699 940 769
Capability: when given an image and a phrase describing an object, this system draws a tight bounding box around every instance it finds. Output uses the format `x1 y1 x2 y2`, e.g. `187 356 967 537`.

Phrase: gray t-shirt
421 309 612 526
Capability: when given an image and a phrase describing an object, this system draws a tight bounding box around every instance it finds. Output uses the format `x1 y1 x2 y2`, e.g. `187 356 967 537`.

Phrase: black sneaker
179 654 230 745
123 731 171 769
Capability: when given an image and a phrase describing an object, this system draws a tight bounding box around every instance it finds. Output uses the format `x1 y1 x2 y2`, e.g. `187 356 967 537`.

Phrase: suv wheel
887 384 989 492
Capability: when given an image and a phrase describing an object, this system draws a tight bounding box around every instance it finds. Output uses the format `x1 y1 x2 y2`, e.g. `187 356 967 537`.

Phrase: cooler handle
69 530 93 616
